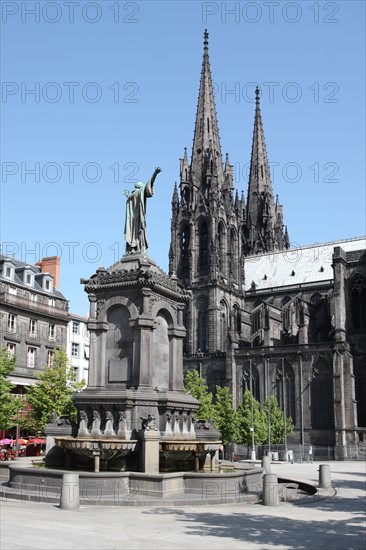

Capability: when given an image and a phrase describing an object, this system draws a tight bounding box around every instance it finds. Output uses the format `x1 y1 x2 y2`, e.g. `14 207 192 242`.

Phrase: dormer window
43 277 53 292
25 273 33 285
4 265 13 279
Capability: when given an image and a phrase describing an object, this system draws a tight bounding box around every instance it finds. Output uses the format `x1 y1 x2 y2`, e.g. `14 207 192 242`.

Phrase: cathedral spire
190 30 223 189
246 86 282 254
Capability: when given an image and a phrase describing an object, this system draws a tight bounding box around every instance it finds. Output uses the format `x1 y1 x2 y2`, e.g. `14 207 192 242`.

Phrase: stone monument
54 167 220 475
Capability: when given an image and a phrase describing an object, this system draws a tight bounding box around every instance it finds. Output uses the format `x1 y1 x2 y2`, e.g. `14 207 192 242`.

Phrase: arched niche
99 295 139 323
106 305 134 385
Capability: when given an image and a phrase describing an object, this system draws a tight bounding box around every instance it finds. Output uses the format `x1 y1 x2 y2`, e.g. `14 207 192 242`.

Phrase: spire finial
204 29 209 51
255 86 260 104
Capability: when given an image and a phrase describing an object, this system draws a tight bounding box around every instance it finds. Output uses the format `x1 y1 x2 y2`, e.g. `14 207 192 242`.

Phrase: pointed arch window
276 360 296 423
281 296 292 331
251 301 262 335
199 222 209 275
229 228 237 281
179 223 190 278
197 298 208 352
242 364 260 402
311 359 334 429
354 360 366 427
220 301 227 352
351 274 366 329
241 227 248 256
233 304 241 334
217 223 225 274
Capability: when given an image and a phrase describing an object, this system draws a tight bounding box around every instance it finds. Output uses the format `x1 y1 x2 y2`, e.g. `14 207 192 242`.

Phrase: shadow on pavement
142 508 365 549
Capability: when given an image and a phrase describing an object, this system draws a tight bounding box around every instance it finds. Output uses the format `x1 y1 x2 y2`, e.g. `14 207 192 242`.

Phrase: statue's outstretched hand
153 167 162 177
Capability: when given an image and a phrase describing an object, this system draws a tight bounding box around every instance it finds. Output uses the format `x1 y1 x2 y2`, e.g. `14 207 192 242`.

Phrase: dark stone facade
170 32 366 458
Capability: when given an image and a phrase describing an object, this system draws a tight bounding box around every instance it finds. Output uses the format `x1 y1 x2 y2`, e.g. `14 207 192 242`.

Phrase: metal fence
231 443 366 462
342 445 366 460
255 444 330 462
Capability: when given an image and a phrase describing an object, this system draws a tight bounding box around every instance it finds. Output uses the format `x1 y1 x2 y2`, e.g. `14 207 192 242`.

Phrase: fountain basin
5 460 263 504
54 437 138 472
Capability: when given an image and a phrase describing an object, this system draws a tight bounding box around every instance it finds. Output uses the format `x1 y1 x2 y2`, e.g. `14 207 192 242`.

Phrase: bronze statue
124 167 162 253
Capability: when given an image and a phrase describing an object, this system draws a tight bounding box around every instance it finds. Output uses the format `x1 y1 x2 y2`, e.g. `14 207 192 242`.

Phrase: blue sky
1 0 365 315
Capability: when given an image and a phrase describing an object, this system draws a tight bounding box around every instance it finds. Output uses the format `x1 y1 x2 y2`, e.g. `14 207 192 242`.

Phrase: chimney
35 256 60 288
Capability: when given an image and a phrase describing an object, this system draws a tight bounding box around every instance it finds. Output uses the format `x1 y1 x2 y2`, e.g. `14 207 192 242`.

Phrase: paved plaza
1 461 365 549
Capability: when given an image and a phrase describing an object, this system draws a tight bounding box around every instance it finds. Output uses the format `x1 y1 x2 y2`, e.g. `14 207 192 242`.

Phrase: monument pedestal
62 252 209 473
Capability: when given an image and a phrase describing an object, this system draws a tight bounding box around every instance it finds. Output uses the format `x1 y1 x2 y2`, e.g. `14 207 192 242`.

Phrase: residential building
0 255 68 391
66 313 89 384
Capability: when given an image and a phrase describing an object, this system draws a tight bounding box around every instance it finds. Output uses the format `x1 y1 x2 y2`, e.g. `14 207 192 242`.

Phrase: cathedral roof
244 237 366 291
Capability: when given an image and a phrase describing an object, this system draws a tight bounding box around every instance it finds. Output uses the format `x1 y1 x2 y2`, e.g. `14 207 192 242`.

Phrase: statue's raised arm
124 167 162 254
144 166 162 197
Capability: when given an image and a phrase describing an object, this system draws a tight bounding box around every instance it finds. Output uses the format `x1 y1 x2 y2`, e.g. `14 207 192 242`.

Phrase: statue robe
124 178 154 252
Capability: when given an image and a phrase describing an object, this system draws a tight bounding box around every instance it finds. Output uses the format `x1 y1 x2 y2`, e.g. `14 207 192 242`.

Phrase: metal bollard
261 455 272 475
318 464 332 489
60 473 80 510
262 473 279 506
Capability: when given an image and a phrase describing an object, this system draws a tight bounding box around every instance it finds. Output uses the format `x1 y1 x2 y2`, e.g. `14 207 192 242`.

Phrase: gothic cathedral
169 31 366 459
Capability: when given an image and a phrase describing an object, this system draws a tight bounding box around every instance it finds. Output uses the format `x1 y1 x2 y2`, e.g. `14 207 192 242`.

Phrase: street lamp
249 361 256 461
282 357 288 460
247 354 256 461
264 354 271 456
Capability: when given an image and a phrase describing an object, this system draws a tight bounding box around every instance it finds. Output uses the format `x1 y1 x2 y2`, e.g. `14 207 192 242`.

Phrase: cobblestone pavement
1 461 365 550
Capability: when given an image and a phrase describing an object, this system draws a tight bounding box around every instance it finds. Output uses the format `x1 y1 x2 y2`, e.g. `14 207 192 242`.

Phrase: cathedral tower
169 31 288 402
245 87 289 254
169 31 246 366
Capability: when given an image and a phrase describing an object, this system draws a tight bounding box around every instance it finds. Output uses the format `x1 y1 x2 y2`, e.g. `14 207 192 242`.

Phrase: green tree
184 369 215 420
236 389 267 446
0 348 22 430
26 348 85 431
262 395 294 444
213 386 239 444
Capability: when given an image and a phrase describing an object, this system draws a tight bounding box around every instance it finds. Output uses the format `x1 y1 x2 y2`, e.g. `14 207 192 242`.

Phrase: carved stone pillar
140 430 160 474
